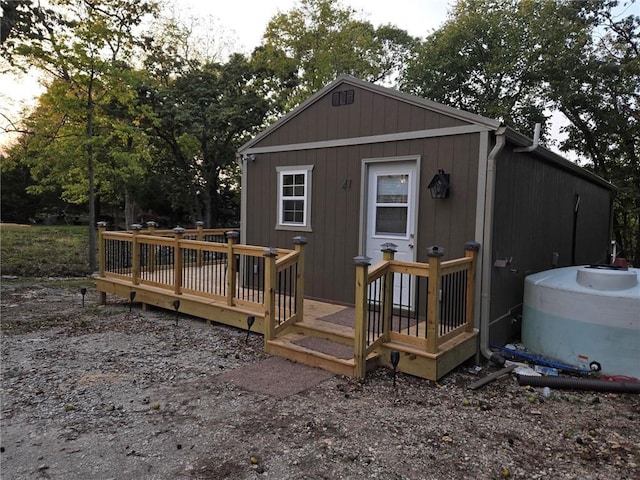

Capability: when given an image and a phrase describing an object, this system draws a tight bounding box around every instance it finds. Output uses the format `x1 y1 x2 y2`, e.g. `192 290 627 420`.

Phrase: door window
375 174 409 236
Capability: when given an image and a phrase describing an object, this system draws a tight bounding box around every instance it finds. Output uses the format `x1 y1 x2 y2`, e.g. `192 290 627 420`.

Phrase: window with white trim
276 165 313 231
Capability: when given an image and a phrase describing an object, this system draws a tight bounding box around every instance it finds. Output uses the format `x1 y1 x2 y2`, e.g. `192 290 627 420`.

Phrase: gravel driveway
1 281 638 479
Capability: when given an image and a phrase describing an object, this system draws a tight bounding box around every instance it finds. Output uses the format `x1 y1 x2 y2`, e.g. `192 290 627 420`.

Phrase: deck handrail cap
293 236 308 245
381 242 398 252
465 241 481 251
353 255 371 266
131 224 143 231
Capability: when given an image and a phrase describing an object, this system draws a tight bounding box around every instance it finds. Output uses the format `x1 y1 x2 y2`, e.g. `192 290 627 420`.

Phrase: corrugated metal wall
489 146 613 343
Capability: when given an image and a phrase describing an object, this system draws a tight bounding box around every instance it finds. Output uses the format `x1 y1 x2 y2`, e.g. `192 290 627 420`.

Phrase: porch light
427 169 450 199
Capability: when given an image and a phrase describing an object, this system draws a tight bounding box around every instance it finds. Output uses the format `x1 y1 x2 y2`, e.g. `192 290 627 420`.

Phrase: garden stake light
129 291 136 315
391 350 400 388
80 287 87 308
172 300 180 327
245 315 255 344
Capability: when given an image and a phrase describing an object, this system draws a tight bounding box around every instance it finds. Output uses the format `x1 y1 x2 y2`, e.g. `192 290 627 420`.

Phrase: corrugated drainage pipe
517 375 640 394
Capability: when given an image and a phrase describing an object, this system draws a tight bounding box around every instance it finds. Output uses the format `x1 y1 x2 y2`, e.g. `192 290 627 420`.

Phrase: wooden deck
95 225 479 381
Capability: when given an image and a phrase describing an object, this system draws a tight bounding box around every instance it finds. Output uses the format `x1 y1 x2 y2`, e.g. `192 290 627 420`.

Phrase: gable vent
331 89 355 106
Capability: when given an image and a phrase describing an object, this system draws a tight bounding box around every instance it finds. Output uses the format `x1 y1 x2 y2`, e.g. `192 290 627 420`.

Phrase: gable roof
237 75 613 191
237 74 502 153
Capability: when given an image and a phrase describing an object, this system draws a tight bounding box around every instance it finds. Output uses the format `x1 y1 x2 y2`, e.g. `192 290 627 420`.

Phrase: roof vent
332 89 354 106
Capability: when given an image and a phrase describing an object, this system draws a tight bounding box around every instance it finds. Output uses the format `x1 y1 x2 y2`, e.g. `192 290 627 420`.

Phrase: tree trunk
124 188 136 228
87 77 97 272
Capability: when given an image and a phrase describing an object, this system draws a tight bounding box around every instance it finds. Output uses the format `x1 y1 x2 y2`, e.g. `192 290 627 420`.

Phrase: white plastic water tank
522 265 640 378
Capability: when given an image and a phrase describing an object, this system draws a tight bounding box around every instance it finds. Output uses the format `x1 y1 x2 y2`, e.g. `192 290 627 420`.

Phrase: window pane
283 186 294 197
283 174 294 186
283 200 305 223
294 174 305 185
377 175 408 203
376 206 407 235
294 186 304 196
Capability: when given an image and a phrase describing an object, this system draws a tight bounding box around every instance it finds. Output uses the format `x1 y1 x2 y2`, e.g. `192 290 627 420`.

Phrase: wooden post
263 248 278 350
464 241 480 333
97 222 107 305
225 230 239 306
131 224 142 285
426 245 444 354
173 226 185 295
196 221 204 268
381 243 397 342
293 236 307 322
146 221 157 273
353 255 371 379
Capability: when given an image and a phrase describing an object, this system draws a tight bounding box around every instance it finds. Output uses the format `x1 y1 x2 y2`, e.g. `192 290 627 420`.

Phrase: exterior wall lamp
427 169 450 199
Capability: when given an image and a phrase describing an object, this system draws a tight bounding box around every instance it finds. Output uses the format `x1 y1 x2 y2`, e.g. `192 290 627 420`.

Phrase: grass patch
1 225 93 277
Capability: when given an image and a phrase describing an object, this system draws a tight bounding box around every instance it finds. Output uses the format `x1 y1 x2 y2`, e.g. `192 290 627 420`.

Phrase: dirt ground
1 280 639 480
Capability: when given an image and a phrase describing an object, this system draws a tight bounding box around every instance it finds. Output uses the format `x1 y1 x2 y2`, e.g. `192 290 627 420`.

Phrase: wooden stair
377 330 478 381
266 315 478 381
266 319 379 377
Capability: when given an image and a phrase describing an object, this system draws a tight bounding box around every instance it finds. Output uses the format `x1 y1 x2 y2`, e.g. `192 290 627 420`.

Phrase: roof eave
504 127 615 190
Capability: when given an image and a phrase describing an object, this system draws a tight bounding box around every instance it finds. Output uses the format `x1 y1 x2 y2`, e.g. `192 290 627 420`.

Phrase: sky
0 0 454 150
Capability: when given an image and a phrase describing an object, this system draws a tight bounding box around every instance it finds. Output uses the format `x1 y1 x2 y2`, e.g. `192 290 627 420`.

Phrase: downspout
513 123 541 153
480 125 508 364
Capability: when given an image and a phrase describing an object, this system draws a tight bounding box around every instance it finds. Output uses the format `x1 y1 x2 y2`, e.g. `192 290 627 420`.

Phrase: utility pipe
517 375 640 394
479 125 508 365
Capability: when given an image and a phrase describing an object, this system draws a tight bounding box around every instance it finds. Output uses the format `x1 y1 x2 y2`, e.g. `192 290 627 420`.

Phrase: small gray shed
237 75 614 347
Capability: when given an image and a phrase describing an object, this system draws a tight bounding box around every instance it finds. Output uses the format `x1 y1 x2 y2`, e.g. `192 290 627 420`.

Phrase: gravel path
1 282 639 479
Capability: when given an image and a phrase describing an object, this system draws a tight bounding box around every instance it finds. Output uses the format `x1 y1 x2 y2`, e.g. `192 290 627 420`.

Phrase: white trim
240 156 248 244
358 155 421 256
243 125 489 155
275 165 314 232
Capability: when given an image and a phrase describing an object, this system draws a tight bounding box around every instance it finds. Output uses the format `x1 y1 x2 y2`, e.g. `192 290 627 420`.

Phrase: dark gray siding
252 85 469 149
489 145 613 344
245 133 481 304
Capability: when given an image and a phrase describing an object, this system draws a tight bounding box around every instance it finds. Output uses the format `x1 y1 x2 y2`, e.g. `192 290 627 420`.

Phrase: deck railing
353 242 480 377
97 223 304 324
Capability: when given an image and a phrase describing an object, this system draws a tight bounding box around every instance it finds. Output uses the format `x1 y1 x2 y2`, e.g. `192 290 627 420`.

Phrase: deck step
382 331 477 359
293 318 355 346
267 332 378 378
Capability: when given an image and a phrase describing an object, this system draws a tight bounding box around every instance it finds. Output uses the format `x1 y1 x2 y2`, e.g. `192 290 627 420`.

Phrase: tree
7 0 157 269
139 54 271 227
253 0 418 110
400 0 639 265
545 1 639 264
400 0 567 136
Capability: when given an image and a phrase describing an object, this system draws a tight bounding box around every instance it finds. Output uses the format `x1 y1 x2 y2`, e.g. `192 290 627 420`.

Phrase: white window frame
276 165 313 232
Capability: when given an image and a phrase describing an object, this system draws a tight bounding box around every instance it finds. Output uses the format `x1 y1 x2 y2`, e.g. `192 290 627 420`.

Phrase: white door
365 161 418 308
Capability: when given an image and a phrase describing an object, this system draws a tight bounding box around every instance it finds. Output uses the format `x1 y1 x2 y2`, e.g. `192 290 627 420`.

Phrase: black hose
517 375 640 394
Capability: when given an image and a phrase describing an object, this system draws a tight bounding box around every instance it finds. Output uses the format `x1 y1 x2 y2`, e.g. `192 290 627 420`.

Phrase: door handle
408 243 414 249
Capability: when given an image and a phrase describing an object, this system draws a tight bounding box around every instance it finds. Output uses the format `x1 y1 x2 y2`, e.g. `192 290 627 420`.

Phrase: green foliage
401 0 562 135
544 1 640 264
0 225 92 276
139 53 270 226
401 0 639 264
254 0 418 109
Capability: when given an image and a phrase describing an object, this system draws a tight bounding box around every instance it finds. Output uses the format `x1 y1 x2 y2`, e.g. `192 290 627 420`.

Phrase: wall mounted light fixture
427 169 450 199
